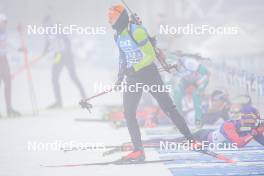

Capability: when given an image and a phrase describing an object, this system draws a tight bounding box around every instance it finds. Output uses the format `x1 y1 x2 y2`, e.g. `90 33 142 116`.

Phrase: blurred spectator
42 16 86 109
0 14 21 117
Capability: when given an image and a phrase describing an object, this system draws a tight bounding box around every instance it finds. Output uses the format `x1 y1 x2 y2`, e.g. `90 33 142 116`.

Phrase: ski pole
79 88 113 112
11 54 43 80
158 64 178 73
17 24 39 116
121 0 133 15
121 0 142 25
121 0 174 73
83 88 113 102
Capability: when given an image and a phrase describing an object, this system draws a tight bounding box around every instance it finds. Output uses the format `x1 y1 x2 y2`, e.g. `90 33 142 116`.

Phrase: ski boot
47 102 62 109
7 109 21 117
119 149 145 163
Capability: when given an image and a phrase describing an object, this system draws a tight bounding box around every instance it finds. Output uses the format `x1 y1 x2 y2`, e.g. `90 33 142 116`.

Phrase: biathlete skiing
108 4 199 162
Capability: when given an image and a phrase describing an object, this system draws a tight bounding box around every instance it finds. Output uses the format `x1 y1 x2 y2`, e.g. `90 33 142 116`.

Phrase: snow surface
0 108 172 176
1 108 263 176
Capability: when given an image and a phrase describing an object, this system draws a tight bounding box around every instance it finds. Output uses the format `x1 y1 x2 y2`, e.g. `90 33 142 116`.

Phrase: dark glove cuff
125 67 135 76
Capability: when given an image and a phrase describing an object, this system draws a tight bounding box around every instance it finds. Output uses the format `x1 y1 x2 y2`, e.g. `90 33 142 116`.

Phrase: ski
61 137 185 153
41 158 174 167
102 138 185 156
102 140 237 164
61 137 236 164
195 148 236 164
74 118 108 122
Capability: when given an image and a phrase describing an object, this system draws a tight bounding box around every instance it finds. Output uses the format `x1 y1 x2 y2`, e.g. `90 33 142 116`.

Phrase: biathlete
173 57 210 127
108 4 198 162
193 104 264 147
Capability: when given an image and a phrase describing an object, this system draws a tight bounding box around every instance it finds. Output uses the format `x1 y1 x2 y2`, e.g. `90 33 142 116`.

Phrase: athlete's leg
192 90 203 123
65 59 86 99
1 57 12 112
152 92 193 140
194 81 208 123
173 84 185 114
0 57 20 116
51 62 63 106
145 65 193 140
0 78 2 117
123 77 143 150
193 129 212 142
254 135 264 146
0 59 4 116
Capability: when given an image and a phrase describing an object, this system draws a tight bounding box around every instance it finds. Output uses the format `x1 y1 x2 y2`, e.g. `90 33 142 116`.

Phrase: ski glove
251 126 264 136
114 79 123 91
124 67 135 76
79 99 93 112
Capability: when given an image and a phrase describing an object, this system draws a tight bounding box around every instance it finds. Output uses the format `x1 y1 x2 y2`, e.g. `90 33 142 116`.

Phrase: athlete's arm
42 37 50 56
221 109 230 121
132 27 156 72
251 125 264 146
196 65 210 86
117 48 126 82
223 122 253 147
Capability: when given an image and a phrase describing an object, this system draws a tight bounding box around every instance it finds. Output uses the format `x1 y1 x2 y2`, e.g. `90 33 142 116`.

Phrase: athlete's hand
251 126 264 136
131 13 142 25
251 129 259 136
79 99 92 112
124 67 135 76
115 79 122 85
114 80 122 91
256 126 264 135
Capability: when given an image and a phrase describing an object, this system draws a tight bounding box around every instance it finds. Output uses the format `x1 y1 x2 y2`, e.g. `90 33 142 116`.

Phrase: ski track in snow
145 128 264 176
0 108 263 176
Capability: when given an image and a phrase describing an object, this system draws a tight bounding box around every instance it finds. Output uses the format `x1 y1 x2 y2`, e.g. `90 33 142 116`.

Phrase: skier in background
0 14 21 117
193 104 264 147
42 16 86 109
173 57 210 127
201 89 230 125
140 103 264 149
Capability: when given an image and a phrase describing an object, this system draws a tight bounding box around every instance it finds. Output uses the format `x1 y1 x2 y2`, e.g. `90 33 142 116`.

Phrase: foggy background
0 1 264 176
0 0 263 113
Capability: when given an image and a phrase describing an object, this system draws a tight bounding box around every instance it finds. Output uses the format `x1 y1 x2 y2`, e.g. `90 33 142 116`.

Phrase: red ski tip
217 154 237 164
